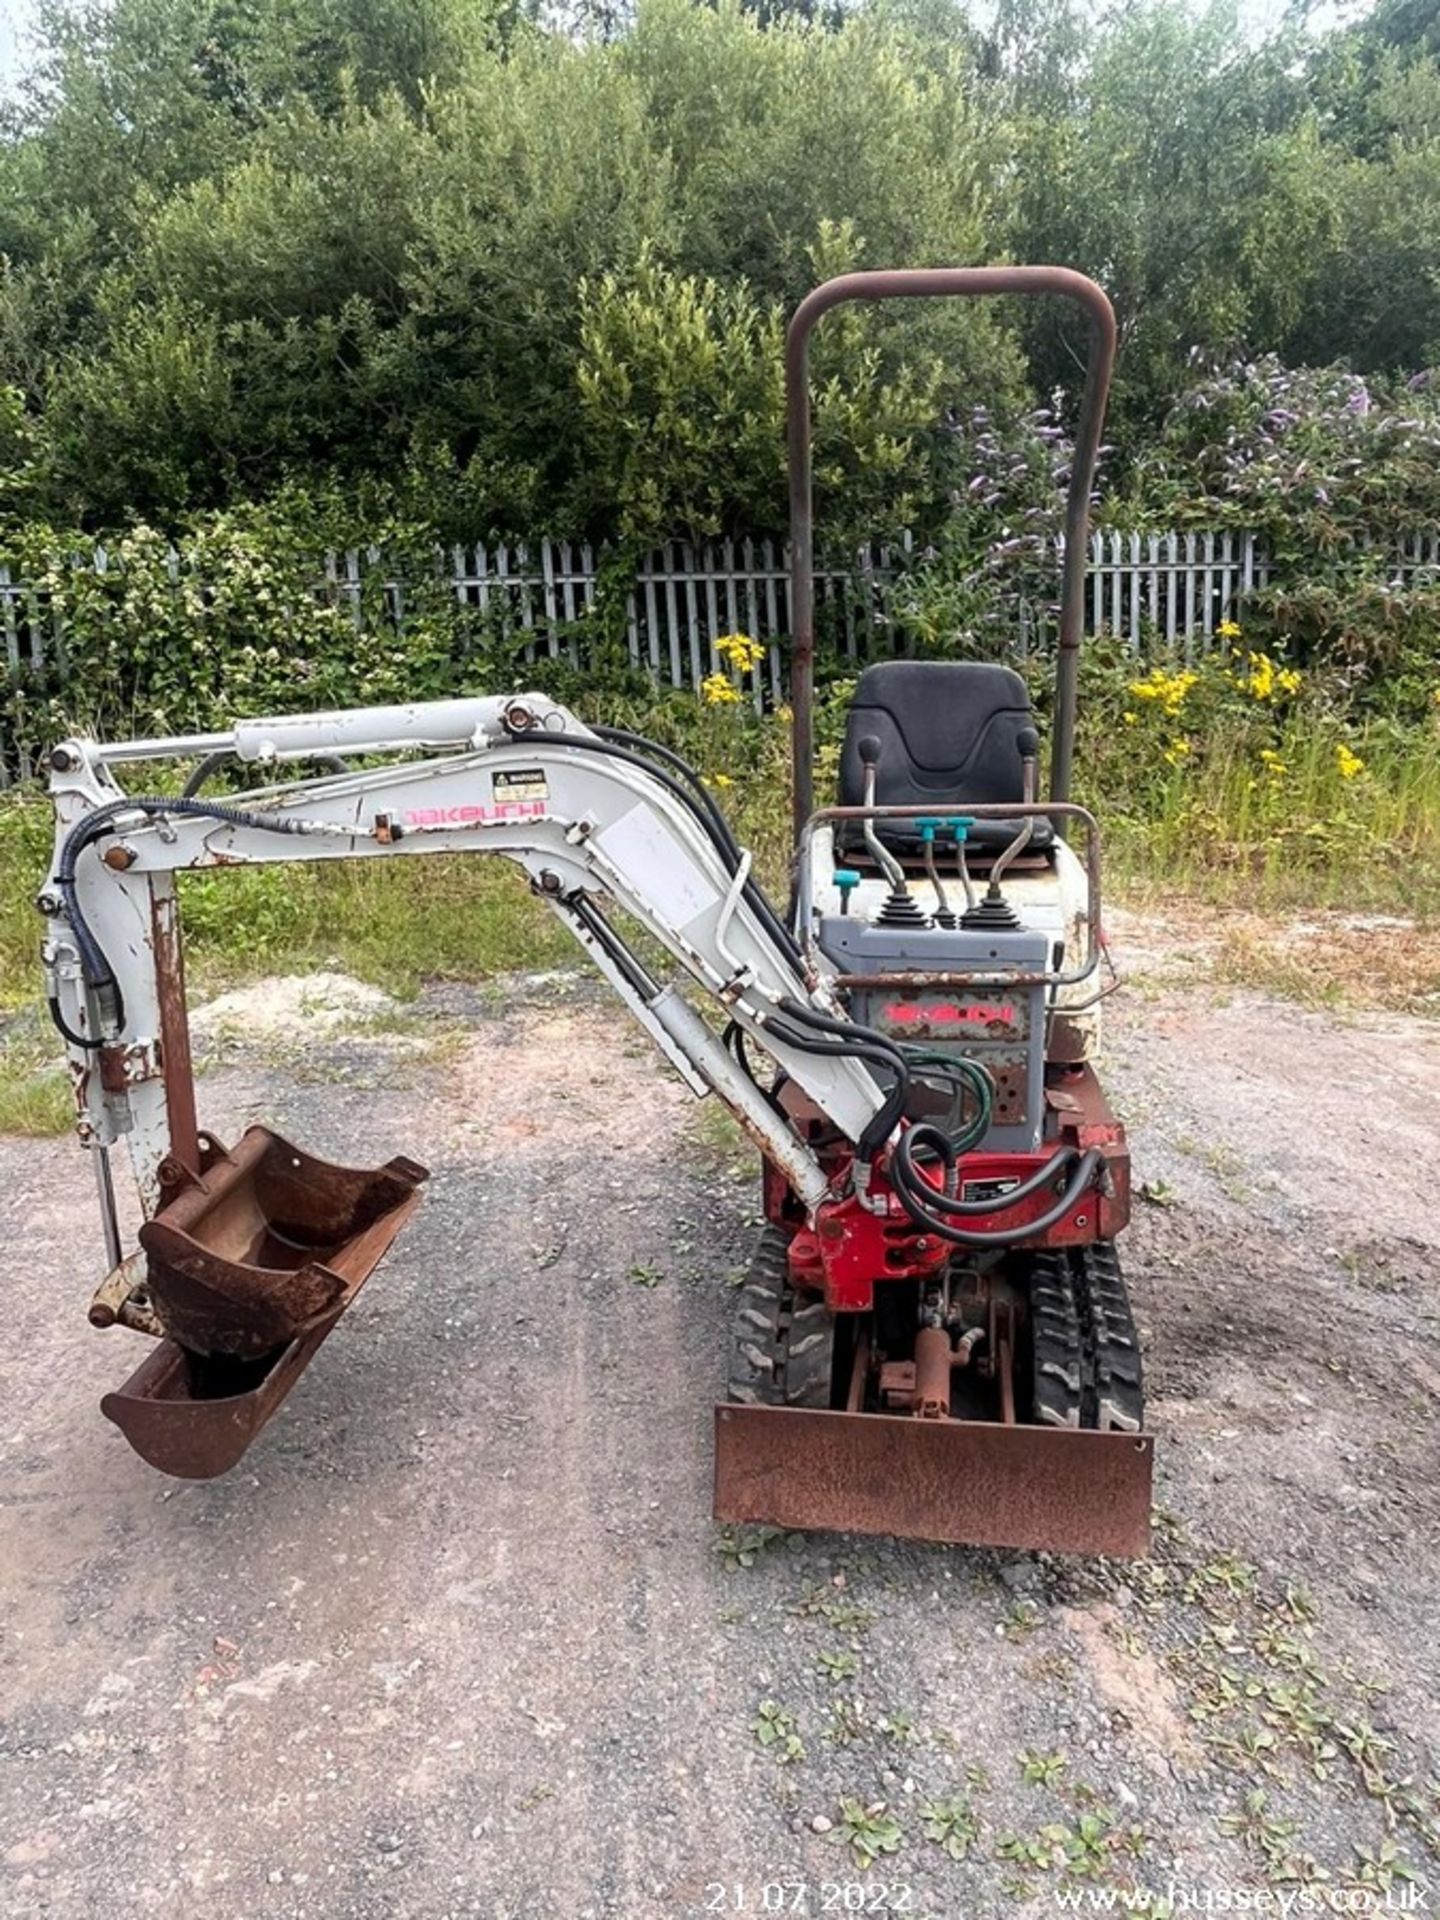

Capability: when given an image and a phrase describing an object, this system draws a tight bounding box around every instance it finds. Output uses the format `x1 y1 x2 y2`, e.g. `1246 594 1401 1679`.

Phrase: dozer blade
714 1405 1153 1558
101 1128 428 1478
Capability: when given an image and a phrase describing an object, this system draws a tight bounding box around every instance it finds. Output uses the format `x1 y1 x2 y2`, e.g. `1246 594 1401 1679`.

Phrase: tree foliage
0 0 1435 548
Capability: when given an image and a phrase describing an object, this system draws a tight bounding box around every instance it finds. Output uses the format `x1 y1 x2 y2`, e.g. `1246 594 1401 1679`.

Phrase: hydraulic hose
592 725 744 863
899 1137 1084 1216
182 749 350 799
897 1046 994 1156
50 795 314 1046
771 995 915 1152
762 1017 904 1161
889 1126 1104 1247
510 722 804 971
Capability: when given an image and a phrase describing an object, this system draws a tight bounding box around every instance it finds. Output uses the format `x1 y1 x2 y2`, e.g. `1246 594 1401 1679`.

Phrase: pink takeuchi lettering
402 800 547 827
882 1000 1017 1027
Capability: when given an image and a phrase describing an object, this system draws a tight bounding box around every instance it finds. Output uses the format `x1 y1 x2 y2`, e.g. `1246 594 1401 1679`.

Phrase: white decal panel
596 805 720 928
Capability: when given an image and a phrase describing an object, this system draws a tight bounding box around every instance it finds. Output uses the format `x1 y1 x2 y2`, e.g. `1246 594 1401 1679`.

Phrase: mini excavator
39 268 1152 1554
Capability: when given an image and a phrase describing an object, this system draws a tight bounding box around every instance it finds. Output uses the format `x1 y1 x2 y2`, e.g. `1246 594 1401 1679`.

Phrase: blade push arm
42 693 887 1218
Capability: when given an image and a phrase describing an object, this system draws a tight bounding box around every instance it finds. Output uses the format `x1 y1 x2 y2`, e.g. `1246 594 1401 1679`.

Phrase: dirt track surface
3 953 1440 1918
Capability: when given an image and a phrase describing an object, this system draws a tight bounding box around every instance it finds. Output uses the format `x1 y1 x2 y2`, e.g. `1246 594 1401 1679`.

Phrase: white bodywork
43 695 887 1221
42 693 1105 1246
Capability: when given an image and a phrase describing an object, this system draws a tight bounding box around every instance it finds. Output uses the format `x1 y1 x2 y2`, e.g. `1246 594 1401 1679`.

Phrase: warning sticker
960 1176 1021 1206
493 768 549 804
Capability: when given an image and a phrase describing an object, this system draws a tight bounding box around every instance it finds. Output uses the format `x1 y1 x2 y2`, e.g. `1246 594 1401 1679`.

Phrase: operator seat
837 660 1052 854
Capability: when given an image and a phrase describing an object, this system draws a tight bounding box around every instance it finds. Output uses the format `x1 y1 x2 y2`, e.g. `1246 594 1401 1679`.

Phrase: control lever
857 736 929 930
960 725 1038 932
915 819 956 928
857 737 906 890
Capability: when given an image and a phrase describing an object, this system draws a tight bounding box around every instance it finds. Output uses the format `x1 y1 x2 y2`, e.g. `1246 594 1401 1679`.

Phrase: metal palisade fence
3 527 1440 784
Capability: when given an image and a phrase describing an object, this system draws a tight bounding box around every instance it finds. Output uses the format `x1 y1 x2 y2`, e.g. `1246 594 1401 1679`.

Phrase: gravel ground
2 949 1439 1919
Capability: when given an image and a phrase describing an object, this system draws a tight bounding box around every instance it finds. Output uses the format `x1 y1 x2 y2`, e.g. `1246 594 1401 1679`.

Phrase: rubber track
727 1223 834 1409
1029 1248 1085 1428
1074 1241 1145 1432
1028 1242 1144 1432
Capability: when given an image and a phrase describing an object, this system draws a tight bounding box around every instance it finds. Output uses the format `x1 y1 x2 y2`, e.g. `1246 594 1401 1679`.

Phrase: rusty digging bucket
98 1127 428 1478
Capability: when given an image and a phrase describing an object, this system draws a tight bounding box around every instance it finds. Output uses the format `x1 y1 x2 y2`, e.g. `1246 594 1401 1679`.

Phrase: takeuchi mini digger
38 267 1153 1555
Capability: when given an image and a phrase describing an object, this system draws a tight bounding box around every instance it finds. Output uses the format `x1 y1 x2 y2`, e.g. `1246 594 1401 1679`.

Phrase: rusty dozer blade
100 1126 428 1479
714 1405 1153 1558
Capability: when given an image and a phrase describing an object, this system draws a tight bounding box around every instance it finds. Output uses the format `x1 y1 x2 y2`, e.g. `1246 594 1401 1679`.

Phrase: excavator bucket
714 1406 1154 1558
99 1127 428 1478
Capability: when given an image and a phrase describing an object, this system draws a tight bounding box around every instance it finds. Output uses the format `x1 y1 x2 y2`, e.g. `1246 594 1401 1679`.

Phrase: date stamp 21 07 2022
695 1884 916 1915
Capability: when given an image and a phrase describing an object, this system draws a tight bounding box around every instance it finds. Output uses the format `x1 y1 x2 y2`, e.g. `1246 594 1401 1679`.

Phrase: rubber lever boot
858 736 929 929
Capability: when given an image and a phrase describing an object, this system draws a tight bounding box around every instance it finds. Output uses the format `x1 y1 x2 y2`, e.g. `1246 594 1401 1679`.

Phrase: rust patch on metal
138 1126 429 1360
150 882 201 1177
912 1325 953 1419
89 1251 164 1337
105 1146 427 1478
714 1404 1152 1557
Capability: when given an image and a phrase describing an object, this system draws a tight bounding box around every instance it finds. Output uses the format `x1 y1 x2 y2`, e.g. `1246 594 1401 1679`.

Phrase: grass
0 1059 71 1134
3 690 1437 1133
1083 705 1440 920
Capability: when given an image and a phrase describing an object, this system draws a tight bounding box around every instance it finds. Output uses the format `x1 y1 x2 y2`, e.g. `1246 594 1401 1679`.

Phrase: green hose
898 1046 994 1155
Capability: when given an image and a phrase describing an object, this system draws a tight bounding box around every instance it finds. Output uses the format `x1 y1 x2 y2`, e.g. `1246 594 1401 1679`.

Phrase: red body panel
767 1063 1129 1313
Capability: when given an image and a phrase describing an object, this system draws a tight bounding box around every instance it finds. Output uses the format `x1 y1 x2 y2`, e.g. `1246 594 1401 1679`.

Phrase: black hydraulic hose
762 1014 906 1160
768 993 921 1161
182 749 350 799
585 727 797 963
50 795 314 1046
593 725 743 863
900 1139 1084 1216
776 996 910 1068
891 1132 1105 1248
48 995 100 1050
723 1019 790 1120
568 891 660 1002
527 723 804 971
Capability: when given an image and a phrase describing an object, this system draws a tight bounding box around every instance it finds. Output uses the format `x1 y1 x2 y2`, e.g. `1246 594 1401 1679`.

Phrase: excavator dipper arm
42 692 886 1223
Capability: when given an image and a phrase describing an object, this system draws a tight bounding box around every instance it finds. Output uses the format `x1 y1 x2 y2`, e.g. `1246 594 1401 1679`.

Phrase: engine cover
816 919 1051 1152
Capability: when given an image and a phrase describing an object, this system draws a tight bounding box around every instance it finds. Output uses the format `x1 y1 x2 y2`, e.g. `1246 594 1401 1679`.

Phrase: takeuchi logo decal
402 800 547 826
882 1000 1017 1027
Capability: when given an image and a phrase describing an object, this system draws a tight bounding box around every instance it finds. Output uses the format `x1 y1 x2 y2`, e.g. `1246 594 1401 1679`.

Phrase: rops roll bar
785 267 1118 835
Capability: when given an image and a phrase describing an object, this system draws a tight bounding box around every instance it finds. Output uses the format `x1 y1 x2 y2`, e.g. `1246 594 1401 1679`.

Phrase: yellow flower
715 632 765 673
1217 619 1242 642
1123 711 1138 726
1335 743 1364 780
1246 652 1276 701
1128 668 1198 718
1231 651 1300 703
1162 738 1192 765
701 671 742 706
709 771 735 789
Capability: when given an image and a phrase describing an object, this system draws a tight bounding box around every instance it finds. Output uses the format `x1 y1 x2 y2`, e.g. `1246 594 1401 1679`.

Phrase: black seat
837 661 1052 854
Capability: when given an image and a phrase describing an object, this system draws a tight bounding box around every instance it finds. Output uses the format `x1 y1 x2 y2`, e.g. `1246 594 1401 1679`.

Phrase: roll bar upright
784 267 1118 836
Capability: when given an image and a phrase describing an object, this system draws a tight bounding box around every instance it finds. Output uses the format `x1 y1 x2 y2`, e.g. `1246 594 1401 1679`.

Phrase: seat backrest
838 661 1035 813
